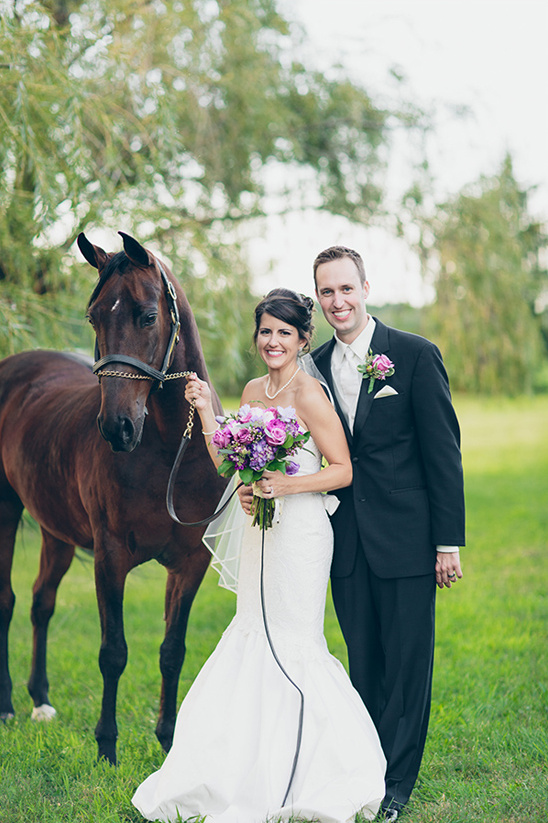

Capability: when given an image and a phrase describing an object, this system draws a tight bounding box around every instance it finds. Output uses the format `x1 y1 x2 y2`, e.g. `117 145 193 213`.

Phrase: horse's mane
87 252 133 308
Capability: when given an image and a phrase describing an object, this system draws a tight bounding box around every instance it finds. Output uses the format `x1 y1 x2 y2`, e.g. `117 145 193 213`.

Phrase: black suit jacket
312 319 465 579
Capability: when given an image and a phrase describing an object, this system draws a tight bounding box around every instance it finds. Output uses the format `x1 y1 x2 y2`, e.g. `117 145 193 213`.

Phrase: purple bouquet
212 404 311 529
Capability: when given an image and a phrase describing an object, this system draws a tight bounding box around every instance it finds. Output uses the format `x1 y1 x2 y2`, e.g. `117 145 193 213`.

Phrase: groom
311 246 465 820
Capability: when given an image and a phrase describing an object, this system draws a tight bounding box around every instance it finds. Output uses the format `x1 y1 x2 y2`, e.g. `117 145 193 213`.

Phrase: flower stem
251 495 275 530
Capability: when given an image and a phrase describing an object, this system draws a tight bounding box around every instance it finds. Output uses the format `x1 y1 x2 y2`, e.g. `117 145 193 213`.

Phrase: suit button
352 456 359 463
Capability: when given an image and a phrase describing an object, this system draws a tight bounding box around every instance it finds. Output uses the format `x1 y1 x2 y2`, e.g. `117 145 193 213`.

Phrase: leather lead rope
166 432 243 527
259 498 304 808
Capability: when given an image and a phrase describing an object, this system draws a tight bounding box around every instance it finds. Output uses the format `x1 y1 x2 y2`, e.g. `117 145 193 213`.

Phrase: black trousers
331 545 436 810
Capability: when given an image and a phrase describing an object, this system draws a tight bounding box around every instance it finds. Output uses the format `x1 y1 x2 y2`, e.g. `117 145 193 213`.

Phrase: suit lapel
353 319 391 437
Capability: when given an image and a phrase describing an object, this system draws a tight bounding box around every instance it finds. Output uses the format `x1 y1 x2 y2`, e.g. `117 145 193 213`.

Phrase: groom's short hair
313 246 366 286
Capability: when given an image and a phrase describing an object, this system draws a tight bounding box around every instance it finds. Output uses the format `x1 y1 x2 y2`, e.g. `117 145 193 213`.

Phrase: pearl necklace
265 365 300 400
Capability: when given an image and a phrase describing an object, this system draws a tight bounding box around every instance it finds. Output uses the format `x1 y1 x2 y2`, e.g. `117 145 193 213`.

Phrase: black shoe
382 810 399 822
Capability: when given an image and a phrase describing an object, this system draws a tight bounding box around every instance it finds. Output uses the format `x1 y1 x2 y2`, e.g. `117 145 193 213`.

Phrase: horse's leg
28 530 75 719
155 547 211 752
0 492 23 720
93 543 129 765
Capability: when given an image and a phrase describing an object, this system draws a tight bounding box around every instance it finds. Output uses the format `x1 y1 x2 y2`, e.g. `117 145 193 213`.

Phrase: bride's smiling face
256 312 305 370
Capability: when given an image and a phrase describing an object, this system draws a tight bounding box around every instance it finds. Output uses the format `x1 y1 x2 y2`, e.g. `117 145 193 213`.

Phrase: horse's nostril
96 413 138 451
120 416 135 444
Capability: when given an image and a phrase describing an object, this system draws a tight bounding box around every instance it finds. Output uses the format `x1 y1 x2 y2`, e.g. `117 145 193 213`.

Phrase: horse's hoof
97 748 117 766
31 704 57 721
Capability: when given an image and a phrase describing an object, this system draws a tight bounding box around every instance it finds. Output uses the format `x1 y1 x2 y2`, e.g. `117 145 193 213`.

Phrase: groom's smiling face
315 257 370 344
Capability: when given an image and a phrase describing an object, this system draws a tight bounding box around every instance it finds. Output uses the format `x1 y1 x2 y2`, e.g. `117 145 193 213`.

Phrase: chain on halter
93 369 192 381
94 368 197 439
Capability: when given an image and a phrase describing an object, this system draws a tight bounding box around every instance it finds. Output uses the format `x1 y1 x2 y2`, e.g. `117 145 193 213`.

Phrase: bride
132 288 386 823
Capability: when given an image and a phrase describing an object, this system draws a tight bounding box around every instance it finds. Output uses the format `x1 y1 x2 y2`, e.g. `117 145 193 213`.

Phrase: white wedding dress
132 439 386 823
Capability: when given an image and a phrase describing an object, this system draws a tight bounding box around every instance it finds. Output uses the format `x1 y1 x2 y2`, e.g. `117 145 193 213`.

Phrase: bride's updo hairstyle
253 288 315 353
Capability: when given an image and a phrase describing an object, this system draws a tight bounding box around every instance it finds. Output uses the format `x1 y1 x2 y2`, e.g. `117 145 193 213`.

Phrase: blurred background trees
402 155 548 394
425 156 547 394
0 0 546 394
0 0 409 392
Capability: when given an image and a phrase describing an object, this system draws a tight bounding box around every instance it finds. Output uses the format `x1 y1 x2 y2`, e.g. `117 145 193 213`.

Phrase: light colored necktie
338 346 360 427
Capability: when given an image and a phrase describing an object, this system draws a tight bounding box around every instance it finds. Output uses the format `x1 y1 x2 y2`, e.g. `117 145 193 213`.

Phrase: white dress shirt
331 318 376 431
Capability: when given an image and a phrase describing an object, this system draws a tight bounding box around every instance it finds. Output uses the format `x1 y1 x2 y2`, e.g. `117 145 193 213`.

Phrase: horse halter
92 263 184 389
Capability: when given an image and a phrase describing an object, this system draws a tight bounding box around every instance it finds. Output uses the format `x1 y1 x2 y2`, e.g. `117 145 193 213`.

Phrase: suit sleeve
410 342 465 546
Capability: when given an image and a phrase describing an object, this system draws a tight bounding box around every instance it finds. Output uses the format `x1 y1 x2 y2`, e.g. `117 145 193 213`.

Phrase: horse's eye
86 315 95 327
143 313 157 327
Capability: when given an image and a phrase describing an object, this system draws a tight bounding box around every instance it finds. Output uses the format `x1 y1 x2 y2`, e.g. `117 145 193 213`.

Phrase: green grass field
1 395 547 823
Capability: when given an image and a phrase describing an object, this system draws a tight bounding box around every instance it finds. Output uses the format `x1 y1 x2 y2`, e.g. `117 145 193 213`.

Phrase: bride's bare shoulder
299 369 328 392
240 377 267 405
297 372 332 412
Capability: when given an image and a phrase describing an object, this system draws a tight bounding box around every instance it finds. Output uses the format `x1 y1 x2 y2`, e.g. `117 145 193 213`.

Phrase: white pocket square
374 385 398 399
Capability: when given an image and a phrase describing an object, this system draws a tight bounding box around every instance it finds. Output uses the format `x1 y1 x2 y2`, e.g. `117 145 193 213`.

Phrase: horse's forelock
86 252 134 308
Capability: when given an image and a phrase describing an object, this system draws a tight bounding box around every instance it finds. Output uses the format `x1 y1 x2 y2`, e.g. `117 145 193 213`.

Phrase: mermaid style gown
132 439 386 823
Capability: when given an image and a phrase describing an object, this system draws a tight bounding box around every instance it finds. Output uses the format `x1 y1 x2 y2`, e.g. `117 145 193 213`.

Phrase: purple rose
286 460 299 476
212 426 232 449
264 419 287 446
235 426 253 445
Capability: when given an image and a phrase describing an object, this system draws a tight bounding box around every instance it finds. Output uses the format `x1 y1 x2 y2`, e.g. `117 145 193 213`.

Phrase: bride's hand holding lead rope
184 374 219 451
184 373 212 412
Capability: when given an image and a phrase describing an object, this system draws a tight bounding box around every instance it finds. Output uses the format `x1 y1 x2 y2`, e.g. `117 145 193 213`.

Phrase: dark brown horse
0 231 226 763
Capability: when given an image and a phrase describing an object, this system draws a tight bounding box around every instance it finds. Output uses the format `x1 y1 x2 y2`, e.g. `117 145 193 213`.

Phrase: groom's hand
435 551 463 589
237 483 254 515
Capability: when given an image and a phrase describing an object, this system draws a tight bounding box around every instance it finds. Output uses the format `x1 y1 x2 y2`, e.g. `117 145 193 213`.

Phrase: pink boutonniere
357 349 395 393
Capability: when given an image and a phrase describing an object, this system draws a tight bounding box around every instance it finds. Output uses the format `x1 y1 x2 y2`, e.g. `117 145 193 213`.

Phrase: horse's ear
77 233 108 270
118 232 152 267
